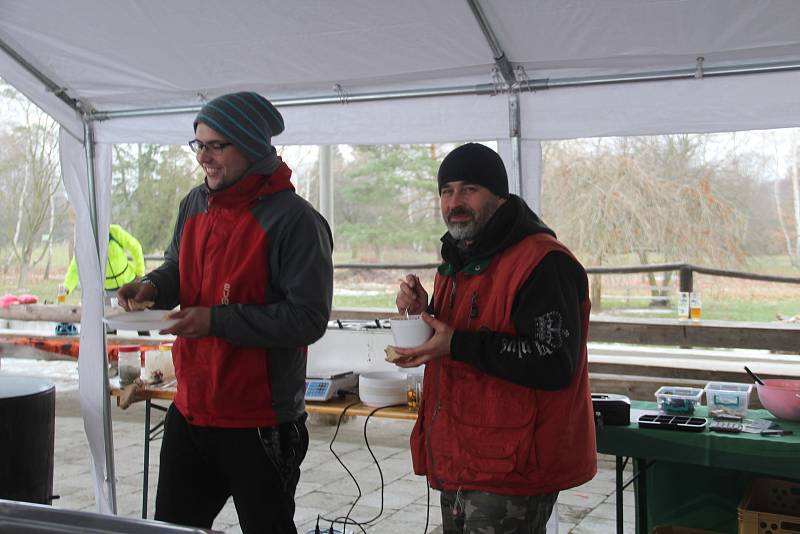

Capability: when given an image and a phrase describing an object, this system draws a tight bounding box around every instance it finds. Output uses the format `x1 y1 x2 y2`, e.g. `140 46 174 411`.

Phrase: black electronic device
638 414 707 432
592 393 631 425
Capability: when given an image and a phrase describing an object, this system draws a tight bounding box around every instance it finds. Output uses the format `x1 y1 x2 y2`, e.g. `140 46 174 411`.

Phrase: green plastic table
595 401 800 533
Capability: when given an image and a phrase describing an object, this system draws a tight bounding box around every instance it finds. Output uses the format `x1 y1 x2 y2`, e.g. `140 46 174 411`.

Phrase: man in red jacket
118 92 333 534
395 143 596 533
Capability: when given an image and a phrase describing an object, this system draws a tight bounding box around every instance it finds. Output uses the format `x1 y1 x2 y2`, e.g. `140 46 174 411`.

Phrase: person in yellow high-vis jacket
63 224 145 298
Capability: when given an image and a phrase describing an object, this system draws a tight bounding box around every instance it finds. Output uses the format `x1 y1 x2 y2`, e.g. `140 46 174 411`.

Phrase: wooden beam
3 305 799 353
0 304 80 322
589 315 800 352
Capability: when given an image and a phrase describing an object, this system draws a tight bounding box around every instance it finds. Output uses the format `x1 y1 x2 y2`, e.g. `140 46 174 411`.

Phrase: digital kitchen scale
305 371 358 402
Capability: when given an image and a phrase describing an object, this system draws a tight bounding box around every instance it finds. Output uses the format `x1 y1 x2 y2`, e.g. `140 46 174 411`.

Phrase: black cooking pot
0 375 55 504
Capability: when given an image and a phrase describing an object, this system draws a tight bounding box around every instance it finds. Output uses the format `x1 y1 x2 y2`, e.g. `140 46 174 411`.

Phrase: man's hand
396 274 428 316
161 307 211 338
393 313 452 368
117 281 156 311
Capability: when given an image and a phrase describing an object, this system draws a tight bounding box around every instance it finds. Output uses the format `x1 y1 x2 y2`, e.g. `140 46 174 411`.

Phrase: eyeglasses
188 139 233 154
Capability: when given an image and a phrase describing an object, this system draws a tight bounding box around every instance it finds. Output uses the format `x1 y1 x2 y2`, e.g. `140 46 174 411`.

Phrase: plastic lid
118 345 141 352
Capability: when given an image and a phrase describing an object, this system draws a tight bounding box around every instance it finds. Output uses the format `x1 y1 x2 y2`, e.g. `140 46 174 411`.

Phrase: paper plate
102 310 178 332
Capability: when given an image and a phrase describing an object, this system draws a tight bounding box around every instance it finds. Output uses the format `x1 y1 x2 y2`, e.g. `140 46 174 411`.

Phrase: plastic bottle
689 292 702 320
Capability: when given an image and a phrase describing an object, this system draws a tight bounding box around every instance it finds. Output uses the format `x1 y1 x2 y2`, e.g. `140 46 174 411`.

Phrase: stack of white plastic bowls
359 371 408 407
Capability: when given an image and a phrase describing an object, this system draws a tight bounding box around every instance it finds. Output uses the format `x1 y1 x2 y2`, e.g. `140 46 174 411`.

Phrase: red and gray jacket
147 162 333 427
411 199 596 495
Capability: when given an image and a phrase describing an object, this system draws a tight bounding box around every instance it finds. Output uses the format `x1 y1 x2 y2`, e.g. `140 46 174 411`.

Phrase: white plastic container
143 344 175 384
704 381 752 417
654 386 703 415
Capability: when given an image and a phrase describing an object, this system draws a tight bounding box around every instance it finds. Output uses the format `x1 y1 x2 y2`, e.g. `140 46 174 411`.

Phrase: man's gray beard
446 221 479 242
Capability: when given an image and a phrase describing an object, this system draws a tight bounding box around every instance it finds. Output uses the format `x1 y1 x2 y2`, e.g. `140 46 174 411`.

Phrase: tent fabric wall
3 0 800 518
59 130 115 514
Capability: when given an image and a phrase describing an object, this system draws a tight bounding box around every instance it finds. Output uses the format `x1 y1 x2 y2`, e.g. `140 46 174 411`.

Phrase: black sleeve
449 251 586 390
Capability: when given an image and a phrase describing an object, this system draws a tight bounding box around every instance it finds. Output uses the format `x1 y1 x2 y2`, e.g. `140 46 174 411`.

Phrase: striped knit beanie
194 92 284 161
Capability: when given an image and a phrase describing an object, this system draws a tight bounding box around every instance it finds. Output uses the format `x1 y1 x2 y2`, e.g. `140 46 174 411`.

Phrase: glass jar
406 373 423 409
56 284 67 305
118 345 141 386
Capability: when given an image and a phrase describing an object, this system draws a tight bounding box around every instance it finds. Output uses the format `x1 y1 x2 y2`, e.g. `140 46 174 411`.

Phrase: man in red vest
394 143 596 533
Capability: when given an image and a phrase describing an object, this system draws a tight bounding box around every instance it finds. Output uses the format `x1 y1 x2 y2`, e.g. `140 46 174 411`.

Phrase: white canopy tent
2 0 800 514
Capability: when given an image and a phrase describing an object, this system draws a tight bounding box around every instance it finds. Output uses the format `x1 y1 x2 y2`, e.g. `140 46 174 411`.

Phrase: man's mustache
446 207 475 221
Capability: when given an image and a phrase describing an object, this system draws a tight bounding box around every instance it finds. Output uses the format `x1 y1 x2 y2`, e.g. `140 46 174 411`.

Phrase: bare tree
2 96 62 287
774 134 800 267
543 135 747 308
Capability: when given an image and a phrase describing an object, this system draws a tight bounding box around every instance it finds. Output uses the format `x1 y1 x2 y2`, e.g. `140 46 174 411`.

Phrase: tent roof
2 0 800 144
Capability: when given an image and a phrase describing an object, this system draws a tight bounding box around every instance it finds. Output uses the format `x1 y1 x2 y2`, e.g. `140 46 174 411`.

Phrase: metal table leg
614 456 655 534
635 458 648 534
616 456 624 534
141 400 167 519
142 399 150 518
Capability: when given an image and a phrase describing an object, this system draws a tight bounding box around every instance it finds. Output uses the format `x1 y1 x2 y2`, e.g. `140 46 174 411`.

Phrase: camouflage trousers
440 489 558 534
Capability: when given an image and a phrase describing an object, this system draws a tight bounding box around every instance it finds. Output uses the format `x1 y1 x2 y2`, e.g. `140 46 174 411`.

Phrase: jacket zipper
467 290 478 328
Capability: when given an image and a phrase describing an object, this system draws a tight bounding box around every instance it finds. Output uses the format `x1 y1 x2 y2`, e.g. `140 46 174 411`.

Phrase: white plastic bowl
359 371 407 407
390 316 433 348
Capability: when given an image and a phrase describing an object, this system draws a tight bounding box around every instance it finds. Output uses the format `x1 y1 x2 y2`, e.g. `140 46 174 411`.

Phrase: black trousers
154 404 308 534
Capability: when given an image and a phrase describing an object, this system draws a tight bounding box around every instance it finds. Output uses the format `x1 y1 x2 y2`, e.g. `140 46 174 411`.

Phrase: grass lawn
3 250 799 323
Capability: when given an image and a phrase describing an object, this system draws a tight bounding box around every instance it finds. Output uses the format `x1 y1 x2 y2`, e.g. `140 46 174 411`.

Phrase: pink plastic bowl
757 379 800 421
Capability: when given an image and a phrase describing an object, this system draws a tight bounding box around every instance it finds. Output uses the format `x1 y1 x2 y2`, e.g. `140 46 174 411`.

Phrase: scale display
304 371 358 402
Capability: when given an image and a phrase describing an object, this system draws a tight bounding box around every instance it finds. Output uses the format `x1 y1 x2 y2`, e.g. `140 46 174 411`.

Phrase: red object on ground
17 295 38 304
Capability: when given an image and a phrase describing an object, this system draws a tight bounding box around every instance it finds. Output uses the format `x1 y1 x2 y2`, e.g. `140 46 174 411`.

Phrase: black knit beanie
437 143 509 198
194 92 284 161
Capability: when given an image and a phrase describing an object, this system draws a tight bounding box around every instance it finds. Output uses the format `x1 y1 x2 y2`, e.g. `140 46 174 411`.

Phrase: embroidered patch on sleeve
499 311 571 358
533 311 570 356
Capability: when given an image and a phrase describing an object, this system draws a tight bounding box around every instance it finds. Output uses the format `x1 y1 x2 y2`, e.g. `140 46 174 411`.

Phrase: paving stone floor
4 357 636 533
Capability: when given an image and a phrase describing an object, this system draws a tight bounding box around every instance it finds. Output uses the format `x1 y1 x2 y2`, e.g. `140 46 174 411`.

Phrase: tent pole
466 0 525 195
465 0 515 83
508 93 523 197
0 36 80 112
86 58 800 122
82 118 117 514
318 145 334 235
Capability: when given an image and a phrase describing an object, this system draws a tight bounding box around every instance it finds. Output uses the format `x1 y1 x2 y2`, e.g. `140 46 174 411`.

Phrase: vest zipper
427 286 448 488
467 290 478 328
449 273 458 309
427 350 444 488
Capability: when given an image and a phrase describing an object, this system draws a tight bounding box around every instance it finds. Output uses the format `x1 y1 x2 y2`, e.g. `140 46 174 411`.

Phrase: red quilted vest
410 233 596 495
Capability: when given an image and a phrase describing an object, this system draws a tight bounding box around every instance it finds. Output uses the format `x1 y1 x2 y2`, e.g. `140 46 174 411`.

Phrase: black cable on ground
320 400 368 534
320 402 409 534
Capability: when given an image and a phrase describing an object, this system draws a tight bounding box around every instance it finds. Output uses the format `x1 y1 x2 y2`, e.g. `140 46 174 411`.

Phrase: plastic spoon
744 366 765 386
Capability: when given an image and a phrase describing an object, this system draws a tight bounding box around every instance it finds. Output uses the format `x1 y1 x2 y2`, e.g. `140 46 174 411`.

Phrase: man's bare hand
117 282 156 311
396 274 428 316
393 313 452 368
161 307 211 338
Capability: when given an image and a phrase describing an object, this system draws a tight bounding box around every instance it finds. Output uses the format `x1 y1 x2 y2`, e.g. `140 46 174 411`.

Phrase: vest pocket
446 365 538 480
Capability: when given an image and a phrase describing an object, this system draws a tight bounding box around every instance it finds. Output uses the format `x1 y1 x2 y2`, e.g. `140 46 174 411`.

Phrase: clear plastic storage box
654 386 704 415
704 381 752 417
